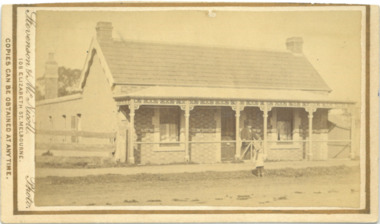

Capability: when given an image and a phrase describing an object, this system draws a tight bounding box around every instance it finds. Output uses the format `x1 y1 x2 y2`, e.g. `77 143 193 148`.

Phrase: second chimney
286 37 303 54
96 22 113 42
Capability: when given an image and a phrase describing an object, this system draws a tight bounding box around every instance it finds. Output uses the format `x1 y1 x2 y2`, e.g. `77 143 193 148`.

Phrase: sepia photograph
1 3 378 223
34 9 362 208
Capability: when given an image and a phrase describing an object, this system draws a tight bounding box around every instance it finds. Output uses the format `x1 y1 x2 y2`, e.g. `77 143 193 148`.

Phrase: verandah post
233 101 243 160
259 103 271 160
183 101 193 162
128 99 136 164
263 105 268 159
306 106 317 160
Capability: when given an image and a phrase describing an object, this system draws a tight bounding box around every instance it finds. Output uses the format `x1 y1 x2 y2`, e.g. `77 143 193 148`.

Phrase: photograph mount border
10 2 372 216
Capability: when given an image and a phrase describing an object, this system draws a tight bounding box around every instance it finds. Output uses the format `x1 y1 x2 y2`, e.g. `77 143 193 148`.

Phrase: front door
221 107 236 161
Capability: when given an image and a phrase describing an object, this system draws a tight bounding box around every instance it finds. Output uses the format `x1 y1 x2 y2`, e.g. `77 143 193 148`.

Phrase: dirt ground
35 165 360 208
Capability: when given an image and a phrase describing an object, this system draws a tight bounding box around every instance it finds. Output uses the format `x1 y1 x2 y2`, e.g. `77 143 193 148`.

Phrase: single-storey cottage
36 22 359 165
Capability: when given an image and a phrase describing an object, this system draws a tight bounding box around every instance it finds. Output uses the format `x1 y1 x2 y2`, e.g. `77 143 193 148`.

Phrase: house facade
36 22 358 165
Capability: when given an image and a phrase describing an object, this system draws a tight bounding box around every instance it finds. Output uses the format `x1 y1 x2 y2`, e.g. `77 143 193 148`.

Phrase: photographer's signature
25 176 35 208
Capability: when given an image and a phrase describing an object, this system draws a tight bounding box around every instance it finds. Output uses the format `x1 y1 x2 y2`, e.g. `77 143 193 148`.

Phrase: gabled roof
98 40 331 92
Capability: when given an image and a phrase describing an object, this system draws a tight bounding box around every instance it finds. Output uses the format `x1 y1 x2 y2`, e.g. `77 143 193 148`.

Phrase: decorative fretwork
115 97 353 111
180 104 195 112
305 106 317 117
231 101 245 112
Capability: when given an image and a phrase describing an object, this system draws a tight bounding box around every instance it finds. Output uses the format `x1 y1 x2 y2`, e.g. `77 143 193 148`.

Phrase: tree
36 66 82 101
57 67 82 97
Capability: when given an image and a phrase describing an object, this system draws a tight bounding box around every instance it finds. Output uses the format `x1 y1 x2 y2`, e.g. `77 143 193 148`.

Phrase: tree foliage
58 67 82 97
36 66 82 101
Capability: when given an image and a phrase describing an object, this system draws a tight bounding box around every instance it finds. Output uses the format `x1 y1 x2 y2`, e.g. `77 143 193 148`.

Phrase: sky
36 9 363 102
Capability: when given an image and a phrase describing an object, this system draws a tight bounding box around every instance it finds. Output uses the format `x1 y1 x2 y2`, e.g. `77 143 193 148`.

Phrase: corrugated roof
98 40 331 92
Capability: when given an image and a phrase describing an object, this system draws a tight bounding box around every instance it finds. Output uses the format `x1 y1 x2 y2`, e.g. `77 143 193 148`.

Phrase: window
159 107 180 145
277 108 293 140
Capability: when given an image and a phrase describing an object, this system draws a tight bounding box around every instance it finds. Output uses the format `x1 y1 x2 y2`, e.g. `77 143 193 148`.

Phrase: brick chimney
44 52 59 99
286 37 303 54
96 21 113 42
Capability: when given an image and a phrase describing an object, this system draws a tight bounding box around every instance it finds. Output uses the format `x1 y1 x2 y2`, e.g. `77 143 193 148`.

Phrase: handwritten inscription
25 176 35 208
25 10 36 67
17 10 36 161
25 10 36 135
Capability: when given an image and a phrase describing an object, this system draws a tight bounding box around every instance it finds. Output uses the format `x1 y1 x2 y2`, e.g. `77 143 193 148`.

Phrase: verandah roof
114 86 355 104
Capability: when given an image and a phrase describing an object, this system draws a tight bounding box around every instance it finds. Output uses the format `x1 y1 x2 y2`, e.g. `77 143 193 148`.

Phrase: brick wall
133 106 329 164
140 149 185 165
134 107 186 165
267 147 304 161
135 107 155 142
190 107 219 163
135 106 220 165
134 107 154 164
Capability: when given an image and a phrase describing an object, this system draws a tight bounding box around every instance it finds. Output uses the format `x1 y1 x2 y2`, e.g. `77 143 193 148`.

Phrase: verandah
114 98 356 164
